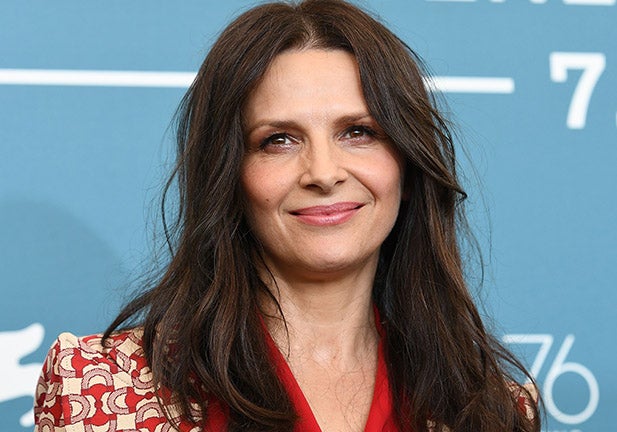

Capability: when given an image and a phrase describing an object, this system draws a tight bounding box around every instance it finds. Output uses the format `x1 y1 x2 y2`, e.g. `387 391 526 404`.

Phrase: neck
259 262 379 369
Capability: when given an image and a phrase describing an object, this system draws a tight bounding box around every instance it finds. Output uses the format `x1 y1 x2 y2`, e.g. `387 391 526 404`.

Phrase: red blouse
34 324 396 431
262 321 396 432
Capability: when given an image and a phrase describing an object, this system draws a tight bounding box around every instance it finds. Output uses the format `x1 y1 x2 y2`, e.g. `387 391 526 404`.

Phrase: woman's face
241 49 403 280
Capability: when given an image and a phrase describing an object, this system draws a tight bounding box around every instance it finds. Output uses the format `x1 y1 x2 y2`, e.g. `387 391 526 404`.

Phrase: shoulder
34 328 175 431
513 382 539 422
424 383 539 432
43 328 151 388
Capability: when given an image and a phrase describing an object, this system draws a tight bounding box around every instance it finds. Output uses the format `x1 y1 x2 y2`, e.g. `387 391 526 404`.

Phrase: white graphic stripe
0 69 515 94
426 76 515 94
426 0 615 4
0 69 195 88
564 0 615 5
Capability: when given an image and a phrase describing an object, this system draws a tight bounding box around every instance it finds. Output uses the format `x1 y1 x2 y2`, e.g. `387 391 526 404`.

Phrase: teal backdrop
1 1 615 431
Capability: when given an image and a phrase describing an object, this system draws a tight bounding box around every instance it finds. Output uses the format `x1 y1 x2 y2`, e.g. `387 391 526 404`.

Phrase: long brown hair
105 1 540 431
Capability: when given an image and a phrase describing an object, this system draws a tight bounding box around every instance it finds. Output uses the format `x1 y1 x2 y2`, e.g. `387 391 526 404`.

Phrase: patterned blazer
34 328 226 432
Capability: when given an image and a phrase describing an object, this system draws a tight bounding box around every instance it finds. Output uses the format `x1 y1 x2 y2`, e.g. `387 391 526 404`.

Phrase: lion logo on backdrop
0 323 45 427
0 199 128 430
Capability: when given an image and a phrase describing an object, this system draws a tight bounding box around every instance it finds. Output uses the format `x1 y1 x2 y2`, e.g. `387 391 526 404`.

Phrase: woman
34 0 539 431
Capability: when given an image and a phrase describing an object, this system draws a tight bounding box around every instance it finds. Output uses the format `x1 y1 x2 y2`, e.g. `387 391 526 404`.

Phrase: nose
298 138 348 192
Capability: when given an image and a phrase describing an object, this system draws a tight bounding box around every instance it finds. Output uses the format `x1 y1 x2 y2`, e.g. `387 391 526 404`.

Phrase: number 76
502 334 599 424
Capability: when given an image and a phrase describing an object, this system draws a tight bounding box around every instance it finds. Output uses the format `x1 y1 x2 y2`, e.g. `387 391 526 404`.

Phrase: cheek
368 155 404 201
240 163 261 224
241 161 285 215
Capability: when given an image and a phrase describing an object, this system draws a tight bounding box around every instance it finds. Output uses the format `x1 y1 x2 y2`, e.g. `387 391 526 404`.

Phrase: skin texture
241 49 403 432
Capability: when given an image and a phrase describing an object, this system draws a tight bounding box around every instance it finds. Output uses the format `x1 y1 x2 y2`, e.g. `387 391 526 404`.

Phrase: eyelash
259 125 378 149
259 133 291 149
343 125 377 140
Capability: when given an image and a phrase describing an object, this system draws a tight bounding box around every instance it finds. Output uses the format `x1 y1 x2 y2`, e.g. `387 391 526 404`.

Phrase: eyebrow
245 112 375 135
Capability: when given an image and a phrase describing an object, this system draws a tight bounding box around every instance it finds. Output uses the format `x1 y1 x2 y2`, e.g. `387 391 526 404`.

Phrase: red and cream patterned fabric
33 328 226 432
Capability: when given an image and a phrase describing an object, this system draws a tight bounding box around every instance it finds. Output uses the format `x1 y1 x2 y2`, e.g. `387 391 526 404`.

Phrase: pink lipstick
290 202 363 226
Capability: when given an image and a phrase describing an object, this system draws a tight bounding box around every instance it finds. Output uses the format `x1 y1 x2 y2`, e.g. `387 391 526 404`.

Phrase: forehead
244 49 370 125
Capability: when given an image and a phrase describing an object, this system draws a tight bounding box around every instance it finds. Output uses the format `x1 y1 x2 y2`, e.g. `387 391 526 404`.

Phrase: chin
297 253 377 278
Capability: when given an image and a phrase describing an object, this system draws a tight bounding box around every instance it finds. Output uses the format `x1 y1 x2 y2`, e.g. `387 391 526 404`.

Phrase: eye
343 125 377 140
260 132 294 149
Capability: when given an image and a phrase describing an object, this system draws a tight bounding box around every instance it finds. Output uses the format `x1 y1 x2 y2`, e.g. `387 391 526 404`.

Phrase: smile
289 202 364 226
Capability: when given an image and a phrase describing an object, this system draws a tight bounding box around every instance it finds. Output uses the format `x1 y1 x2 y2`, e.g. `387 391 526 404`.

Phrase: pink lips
290 202 363 226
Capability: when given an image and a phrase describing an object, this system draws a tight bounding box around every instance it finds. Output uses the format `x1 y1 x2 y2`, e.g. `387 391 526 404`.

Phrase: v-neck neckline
261 309 394 432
